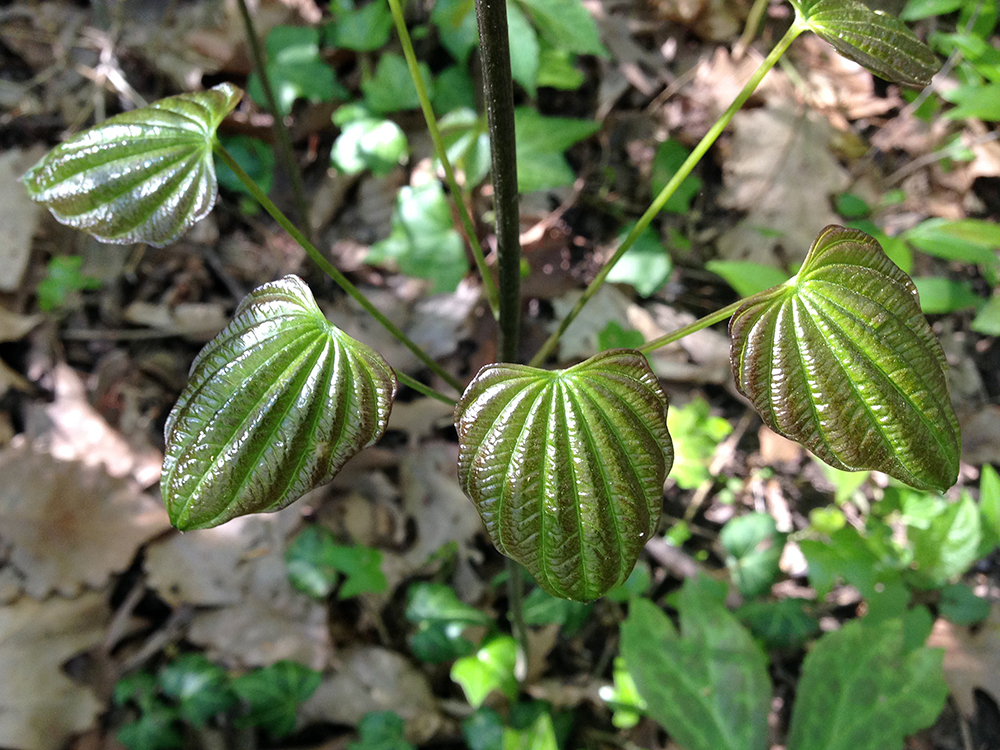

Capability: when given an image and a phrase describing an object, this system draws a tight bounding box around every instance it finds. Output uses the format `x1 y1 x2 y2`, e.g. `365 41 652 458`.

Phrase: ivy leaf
620 577 772 750
158 654 236 726
514 108 600 193
798 0 939 86
231 661 321 739
22 83 241 247
348 711 415 750
785 619 947 750
729 225 961 492
515 0 607 56
720 513 786 599
161 275 396 530
908 494 981 587
285 526 387 599
450 636 519 708
455 349 673 601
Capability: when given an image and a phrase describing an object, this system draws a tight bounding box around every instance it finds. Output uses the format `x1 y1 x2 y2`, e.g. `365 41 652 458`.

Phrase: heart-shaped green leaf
798 0 939 86
730 225 960 491
22 83 242 247
455 349 673 601
162 275 396 530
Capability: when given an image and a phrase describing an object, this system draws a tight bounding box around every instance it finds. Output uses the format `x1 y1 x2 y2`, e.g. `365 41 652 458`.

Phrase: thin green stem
528 20 805 368
235 0 312 238
638 299 745 354
386 0 501 320
215 143 465 395
396 371 456 405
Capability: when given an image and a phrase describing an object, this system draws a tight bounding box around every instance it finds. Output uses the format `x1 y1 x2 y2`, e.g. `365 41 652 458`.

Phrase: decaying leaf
928 604 1000 717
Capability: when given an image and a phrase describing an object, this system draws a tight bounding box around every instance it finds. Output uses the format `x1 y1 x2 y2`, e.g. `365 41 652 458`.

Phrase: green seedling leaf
536 42 585 89
799 525 886 599
37 256 101 312
706 260 792 298
451 635 519 708
161 275 396 530
405 582 490 663
514 107 600 193
666 397 733 490
231 660 321 739
606 223 673 297
285 526 387 599
786 619 947 750
117 704 184 750
598 320 645 351
22 83 241 246
455 349 673 601
158 654 236 726
904 217 1000 266
247 26 344 115
737 598 820 651
327 1 393 52
912 277 983 314
730 225 961 492
332 116 408 176
621 577 772 750
651 139 703 214
522 587 592 634
979 464 1000 555
368 181 469 292
939 582 991 625
909 494 981 587
599 657 647 729
362 53 433 115
720 512 786 599
942 82 1000 120
516 0 607 56
348 711 415 750
798 0 939 86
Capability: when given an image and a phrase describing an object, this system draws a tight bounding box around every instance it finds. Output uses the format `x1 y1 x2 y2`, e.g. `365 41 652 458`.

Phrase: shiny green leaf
455 349 673 601
729 225 961 491
451 636 519 708
908 494 981 587
162 275 396 530
22 83 241 246
799 0 939 85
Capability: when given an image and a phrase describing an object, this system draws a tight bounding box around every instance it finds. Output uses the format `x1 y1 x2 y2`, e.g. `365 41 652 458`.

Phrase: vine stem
528 20 806 368
235 0 312 239
214 143 465 396
386 0 501 320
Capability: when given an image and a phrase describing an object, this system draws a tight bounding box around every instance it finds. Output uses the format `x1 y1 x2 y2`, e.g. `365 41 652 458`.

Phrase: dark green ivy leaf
158 654 236 726
162 275 396 530
22 83 241 246
798 0 939 86
455 349 673 601
231 661 321 739
729 225 960 492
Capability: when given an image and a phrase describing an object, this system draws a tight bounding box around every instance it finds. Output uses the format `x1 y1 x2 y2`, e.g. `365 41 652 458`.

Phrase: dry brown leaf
0 446 169 599
0 306 42 398
0 591 107 750
927 605 1000 716
0 147 44 292
718 105 850 267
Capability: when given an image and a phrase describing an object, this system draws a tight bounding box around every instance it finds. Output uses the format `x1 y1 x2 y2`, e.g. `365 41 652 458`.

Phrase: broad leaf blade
730 225 960 491
22 84 241 247
162 275 396 530
455 349 672 601
800 0 939 86
620 577 772 750
786 619 947 750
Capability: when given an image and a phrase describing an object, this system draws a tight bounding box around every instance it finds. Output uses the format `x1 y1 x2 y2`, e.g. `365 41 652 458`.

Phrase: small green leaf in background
331 107 408 176
37 256 101 312
431 0 479 64
939 582 991 626
972 294 1000 336
451 636 519 708
117 706 184 750
904 217 1000 267
216 135 275 213
231 660 321 739
621 577 772 750
597 320 645 351
507 1 540 95
666 397 733 490
536 42 585 89
605 559 652 602
737 598 820 651
463 707 506 750
503 711 559 750
817 461 871 506
438 108 491 186
285 526 387 599
347 711 415 750
22 83 241 246
247 26 344 115
835 192 871 219
405 582 490 663
799 526 884 599
720 512 786 599
705 260 791 298
908 494 981 587
598 657 647 729
326 0 393 52
651 139 703 214
730 225 962 492
913 277 983 314
978 464 1000 555
785 619 948 750
942 82 1000 120
808 506 847 535
522 587 592 634
513 107 600 193
433 67 478 115
161 275 397 530
515 0 607 56
158 654 236 726
606 223 673 297
368 181 469 292
798 0 940 86
362 53 433 115
901 0 964 21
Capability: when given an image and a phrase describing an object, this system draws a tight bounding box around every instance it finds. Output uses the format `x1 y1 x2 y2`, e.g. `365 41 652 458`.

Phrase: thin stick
215 143 465 394
528 21 805 367
386 0 501 319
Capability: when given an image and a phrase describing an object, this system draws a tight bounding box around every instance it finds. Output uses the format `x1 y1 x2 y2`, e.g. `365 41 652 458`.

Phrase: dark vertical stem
236 0 313 239
475 0 528 678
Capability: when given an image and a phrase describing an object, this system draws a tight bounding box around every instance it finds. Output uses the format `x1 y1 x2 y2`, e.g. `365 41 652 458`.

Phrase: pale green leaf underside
800 0 939 86
162 275 396 530
730 225 960 491
22 83 242 247
455 349 673 601
786 619 947 750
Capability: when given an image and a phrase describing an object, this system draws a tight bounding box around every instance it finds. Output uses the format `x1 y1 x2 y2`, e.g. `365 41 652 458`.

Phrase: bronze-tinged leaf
162 275 396 530
455 350 673 601
730 225 960 491
22 83 242 246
